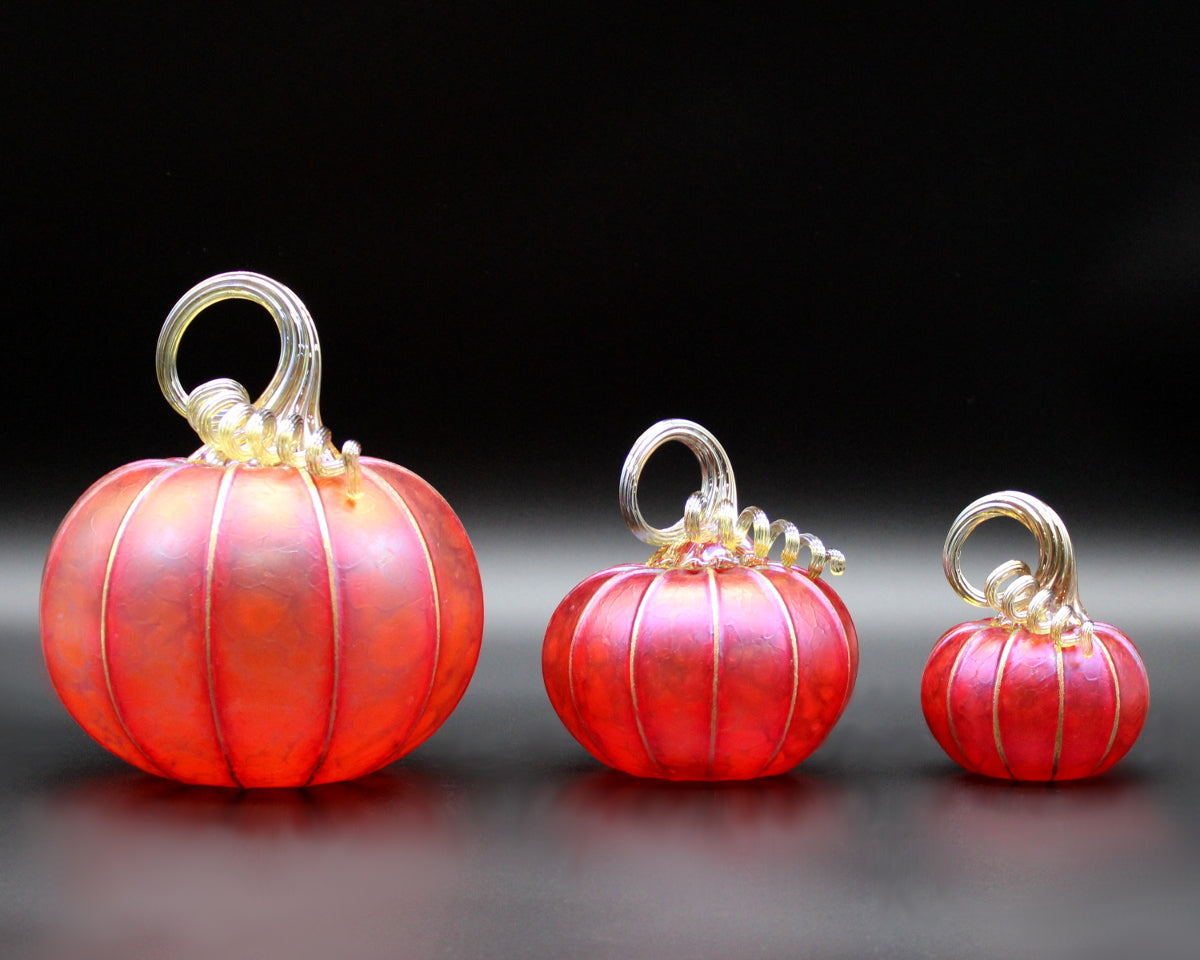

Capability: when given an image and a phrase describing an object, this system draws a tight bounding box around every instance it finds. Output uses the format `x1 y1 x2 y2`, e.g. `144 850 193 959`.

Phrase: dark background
3 4 1198 520
2 5 1199 958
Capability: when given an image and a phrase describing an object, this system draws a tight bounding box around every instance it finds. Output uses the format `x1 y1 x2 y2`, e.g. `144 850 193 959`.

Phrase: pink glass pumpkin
543 419 857 780
921 491 1148 781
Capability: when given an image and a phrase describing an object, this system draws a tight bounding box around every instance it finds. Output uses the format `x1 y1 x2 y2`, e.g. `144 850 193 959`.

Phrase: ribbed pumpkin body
41 455 483 787
543 560 858 780
921 619 1149 781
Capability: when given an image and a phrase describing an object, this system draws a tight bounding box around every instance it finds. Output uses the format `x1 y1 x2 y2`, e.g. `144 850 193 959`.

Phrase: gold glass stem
619 419 737 547
618 419 843 576
155 271 360 495
943 490 1092 652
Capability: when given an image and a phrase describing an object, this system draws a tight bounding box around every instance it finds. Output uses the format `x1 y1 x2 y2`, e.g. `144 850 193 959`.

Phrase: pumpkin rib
627 571 666 776
204 464 242 787
991 630 1018 778
830 579 855 714
942 625 982 768
300 468 343 787
374 460 485 758
807 574 859 717
746 567 801 779
809 570 856 731
1088 633 1122 776
100 465 184 780
943 625 1006 777
361 464 443 766
706 568 720 775
757 566 855 778
41 460 169 772
566 567 646 770
1050 642 1066 780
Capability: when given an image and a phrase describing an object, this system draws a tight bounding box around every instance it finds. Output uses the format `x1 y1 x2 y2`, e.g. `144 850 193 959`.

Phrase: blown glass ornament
41 272 484 787
543 419 858 781
921 491 1149 781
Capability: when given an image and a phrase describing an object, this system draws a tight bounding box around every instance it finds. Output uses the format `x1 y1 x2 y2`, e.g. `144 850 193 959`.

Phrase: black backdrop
4 5 1197 527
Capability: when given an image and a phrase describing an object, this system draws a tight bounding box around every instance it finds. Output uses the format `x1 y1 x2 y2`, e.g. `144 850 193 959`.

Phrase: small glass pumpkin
921 491 1149 781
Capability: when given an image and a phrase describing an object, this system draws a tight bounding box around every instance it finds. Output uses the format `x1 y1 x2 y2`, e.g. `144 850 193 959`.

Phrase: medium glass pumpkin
543 419 857 780
40 273 484 787
921 491 1149 781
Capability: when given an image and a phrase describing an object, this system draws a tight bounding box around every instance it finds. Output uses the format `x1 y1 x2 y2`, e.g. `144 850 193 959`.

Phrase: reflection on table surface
9 753 1193 960
23 770 466 960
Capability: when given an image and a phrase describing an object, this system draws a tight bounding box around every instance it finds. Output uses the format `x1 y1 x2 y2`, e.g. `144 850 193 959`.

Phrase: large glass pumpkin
40 272 484 787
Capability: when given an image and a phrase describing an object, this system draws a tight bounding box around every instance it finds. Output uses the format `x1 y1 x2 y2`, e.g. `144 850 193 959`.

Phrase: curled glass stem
944 490 1094 655
619 419 843 576
156 272 362 498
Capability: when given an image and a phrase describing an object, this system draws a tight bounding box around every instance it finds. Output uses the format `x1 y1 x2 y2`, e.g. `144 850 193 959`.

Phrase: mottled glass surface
543 561 857 780
40 458 484 788
922 619 1149 781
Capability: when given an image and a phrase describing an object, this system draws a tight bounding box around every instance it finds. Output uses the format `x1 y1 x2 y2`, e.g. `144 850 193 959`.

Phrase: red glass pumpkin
543 420 857 780
40 273 484 787
921 491 1148 781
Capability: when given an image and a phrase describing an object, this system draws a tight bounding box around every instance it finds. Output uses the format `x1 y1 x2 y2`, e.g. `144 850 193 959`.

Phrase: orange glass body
543 558 858 780
921 619 1149 781
41 456 483 787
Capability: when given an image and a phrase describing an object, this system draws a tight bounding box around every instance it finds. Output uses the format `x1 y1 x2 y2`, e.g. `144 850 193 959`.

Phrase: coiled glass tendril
944 491 1094 655
156 272 362 498
619 419 844 577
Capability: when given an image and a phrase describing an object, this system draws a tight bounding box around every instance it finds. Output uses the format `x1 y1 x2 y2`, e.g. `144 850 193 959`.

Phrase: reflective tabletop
4 520 1197 959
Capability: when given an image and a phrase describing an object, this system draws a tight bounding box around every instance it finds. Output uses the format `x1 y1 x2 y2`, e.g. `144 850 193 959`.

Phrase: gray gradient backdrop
3 6 1199 958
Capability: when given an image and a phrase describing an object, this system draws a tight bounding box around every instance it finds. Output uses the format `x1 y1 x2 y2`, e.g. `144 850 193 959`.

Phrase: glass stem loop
619 419 736 547
943 490 1093 654
618 419 843 576
155 271 361 496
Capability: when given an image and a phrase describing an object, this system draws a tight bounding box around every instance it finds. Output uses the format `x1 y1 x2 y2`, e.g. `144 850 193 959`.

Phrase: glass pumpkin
542 419 858 780
921 491 1149 781
40 272 484 787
